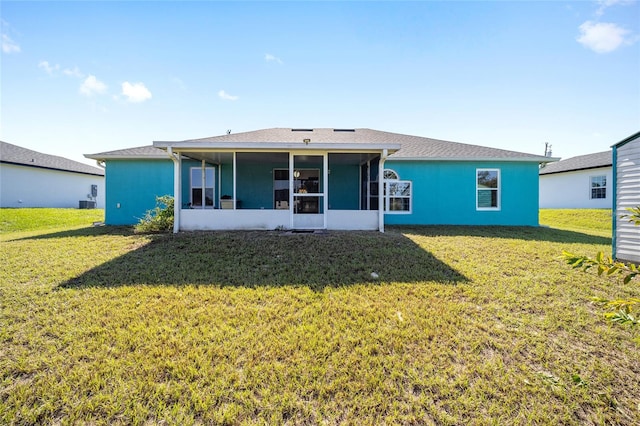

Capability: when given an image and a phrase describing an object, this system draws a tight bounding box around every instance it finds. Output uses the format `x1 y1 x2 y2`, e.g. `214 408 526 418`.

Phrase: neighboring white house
612 131 640 264
539 151 612 209
0 141 105 208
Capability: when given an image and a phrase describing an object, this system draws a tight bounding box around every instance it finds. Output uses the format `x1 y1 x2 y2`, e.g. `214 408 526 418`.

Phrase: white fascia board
388 156 560 163
84 154 178 160
153 141 401 152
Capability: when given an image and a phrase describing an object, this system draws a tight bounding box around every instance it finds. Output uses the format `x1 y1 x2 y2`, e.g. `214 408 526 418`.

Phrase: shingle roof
539 151 611 175
84 145 169 160
86 129 555 162
1 141 105 176
153 128 553 162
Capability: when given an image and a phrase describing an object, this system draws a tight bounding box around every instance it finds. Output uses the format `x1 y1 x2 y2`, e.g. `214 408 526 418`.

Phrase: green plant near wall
134 195 174 233
563 206 640 327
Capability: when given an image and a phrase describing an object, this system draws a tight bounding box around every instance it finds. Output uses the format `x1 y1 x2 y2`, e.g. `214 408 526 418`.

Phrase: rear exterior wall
105 159 173 225
383 160 540 226
539 167 612 209
0 163 104 208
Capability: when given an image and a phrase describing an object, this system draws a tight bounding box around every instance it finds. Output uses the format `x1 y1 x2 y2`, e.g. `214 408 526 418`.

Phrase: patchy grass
1 210 638 425
540 209 612 237
0 208 104 234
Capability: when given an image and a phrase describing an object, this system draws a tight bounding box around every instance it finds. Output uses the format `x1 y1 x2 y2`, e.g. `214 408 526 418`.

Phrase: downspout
378 149 388 233
167 147 181 233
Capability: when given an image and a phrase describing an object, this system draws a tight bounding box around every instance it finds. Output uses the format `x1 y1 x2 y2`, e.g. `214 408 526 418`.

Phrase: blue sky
1 1 639 166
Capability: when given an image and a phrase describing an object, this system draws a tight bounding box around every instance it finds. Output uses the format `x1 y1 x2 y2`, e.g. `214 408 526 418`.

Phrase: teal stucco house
85 128 556 232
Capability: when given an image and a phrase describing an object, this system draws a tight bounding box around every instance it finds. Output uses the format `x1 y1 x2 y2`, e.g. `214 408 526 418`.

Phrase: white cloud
38 60 60 75
218 89 239 101
121 81 152 103
596 0 634 16
577 21 633 53
80 75 108 96
63 66 84 78
2 33 20 54
265 53 283 64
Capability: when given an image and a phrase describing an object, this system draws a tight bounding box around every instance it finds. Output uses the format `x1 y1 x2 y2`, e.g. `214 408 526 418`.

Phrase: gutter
388 156 560 163
1 160 105 177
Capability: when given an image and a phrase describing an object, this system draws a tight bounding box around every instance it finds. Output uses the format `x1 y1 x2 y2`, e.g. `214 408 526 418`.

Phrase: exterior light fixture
303 138 311 144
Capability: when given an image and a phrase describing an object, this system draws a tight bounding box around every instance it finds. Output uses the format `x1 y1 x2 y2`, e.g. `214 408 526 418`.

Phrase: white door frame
289 151 328 229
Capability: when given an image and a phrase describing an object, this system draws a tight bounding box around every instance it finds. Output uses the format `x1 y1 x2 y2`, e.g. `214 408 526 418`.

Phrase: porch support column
201 159 206 208
167 147 181 233
289 152 294 229
378 149 388 233
217 164 221 209
232 152 237 210
323 153 329 229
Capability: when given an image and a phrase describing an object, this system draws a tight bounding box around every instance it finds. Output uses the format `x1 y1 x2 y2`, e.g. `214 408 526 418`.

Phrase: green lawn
0 208 104 234
1 209 638 425
540 208 613 237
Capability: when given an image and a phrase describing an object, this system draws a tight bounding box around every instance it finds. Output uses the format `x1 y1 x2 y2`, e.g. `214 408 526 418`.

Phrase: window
477 169 500 210
383 169 399 180
590 175 606 199
383 168 411 213
386 181 412 213
191 167 214 208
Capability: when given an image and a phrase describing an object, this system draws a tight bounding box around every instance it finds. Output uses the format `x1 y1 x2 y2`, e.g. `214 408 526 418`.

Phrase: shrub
134 195 174 233
563 206 640 327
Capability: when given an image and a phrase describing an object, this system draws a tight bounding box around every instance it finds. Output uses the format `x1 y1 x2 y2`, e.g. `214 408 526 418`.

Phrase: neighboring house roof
1 141 104 176
85 145 168 160
611 130 640 149
539 151 611 175
86 128 556 163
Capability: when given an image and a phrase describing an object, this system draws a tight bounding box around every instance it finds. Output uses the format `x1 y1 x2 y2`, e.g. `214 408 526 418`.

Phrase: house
539 151 612 209
85 128 556 232
612 131 640 264
1 141 105 208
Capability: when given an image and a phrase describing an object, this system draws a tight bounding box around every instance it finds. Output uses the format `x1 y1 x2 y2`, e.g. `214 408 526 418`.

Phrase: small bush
135 195 174 233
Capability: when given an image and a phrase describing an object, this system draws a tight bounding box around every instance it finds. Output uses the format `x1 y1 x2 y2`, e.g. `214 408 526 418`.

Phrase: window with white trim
383 169 399 180
190 167 215 208
590 175 606 199
476 169 500 210
383 168 412 213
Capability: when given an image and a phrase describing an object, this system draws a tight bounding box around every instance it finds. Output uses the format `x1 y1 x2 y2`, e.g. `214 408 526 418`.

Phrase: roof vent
333 129 355 132
291 128 313 132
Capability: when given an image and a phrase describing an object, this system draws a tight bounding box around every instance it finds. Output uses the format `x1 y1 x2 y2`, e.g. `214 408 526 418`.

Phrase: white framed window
476 169 500 210
590 175 606 199
383 169 399 180
190 167 215 208
383 168 412 214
